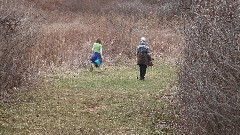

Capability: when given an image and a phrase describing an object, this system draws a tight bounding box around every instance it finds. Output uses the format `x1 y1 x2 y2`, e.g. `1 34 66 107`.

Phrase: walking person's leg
139 64 145 80
139 64 142 80
142 64 147 80
90 53 96 72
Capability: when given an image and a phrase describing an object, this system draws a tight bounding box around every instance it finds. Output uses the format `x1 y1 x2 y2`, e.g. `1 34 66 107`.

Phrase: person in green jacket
90 39 103 68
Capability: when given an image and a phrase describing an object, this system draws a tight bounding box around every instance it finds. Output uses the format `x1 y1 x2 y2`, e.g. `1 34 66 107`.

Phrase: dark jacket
137 53 149 65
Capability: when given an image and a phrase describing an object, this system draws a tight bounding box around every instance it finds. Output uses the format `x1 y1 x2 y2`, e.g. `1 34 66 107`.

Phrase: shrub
178 1 240 134
0 0 37 100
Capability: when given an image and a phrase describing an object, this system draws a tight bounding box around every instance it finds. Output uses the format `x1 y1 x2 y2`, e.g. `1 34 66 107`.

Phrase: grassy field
0 65 178 134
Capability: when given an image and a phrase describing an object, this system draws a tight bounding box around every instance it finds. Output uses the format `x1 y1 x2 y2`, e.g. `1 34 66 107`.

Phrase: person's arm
100 48 102 56
147 46 154 60
147 46 150 54
100 47 102 56
92 44 94 52
136 46 139 55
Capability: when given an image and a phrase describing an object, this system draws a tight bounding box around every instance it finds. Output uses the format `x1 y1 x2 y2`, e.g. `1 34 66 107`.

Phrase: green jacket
93 43 102 54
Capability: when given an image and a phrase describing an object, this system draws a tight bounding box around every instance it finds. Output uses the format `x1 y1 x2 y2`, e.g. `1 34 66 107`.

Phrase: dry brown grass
27 8 183 70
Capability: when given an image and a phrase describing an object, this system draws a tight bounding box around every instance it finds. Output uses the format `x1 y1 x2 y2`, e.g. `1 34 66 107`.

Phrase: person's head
141 37 146 42
140 37 147 45
96 38 102 44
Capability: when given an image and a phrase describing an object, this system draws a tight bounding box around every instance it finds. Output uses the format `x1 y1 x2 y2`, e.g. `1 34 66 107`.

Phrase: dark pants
139 64 147 80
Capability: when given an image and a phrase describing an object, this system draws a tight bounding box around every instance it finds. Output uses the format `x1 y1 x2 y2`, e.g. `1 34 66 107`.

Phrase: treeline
28 0 183 18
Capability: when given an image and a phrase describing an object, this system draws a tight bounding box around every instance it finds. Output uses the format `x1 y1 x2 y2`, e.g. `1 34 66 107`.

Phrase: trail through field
0 65 178 134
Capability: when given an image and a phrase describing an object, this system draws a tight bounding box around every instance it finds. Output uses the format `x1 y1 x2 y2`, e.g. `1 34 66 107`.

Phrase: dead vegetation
25 0 182 70
0 0 39 101
178 0 240 134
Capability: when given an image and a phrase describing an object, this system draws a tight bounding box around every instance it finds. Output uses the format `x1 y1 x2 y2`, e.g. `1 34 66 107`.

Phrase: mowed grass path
1 65 177 134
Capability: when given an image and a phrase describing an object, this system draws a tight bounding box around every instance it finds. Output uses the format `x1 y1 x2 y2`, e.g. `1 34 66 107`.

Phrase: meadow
0 64 178 134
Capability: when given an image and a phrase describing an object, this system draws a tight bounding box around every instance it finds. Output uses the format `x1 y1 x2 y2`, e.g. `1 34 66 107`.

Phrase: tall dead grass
27 0 183 70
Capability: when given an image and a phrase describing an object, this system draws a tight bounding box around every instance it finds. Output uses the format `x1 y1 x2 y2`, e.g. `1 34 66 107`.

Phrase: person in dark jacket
136 37 152 80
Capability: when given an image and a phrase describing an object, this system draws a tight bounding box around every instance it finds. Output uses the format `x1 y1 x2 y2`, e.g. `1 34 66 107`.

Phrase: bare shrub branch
0 0 38 101
178 0 240 134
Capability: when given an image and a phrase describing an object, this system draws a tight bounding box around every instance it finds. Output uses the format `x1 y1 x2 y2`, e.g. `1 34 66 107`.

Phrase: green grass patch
1 65 177 134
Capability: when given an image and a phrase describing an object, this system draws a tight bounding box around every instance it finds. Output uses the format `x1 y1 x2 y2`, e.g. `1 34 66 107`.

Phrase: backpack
138 46 148 54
